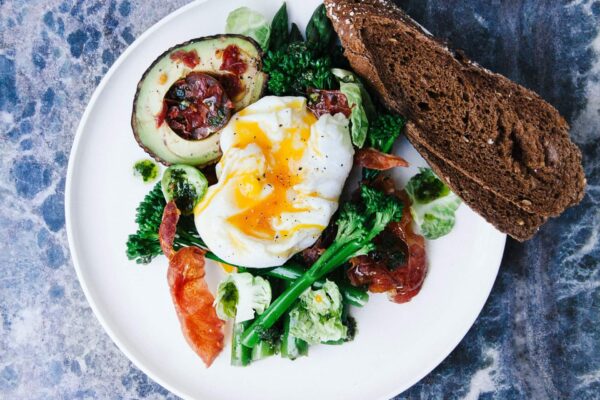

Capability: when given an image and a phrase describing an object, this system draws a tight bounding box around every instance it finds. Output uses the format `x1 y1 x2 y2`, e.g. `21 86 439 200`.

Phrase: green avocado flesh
132 35 267 167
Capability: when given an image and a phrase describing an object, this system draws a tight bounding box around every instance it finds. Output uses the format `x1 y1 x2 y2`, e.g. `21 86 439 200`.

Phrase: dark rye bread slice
406 122 546 241
325 0 586 217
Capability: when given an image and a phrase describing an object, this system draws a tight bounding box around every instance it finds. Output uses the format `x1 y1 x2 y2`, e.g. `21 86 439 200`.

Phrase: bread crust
325 0 586 218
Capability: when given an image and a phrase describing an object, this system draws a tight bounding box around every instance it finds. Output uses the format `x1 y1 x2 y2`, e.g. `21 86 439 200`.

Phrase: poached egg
194 96 354 268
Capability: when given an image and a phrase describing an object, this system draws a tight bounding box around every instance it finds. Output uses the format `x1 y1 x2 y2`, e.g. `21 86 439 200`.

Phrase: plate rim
65 1 507 399
65 2 212 399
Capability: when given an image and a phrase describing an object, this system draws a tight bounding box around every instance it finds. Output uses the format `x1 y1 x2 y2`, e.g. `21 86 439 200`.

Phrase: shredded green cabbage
331 68 376 148
225 7 271 50
406 168 462 239
289 280 347 344
215 272 271 322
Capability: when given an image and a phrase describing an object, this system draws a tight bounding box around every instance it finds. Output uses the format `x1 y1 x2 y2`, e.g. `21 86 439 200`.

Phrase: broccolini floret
263 42 335 96
126 182 167 264
125 182 206 264
364 113 406 180
367 113 406 152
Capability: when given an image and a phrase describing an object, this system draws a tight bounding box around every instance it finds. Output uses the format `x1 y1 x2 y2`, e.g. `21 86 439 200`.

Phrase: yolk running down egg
194 96 354 268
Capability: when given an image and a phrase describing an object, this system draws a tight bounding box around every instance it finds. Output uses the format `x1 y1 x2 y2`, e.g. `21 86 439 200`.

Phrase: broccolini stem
261 265 369 307
177 231 369 307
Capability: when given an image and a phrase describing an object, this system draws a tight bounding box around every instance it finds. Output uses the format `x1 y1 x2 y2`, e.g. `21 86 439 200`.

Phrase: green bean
231 321 252 366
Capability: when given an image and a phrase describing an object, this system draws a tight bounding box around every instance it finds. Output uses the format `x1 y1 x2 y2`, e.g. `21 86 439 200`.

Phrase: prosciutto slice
159 201 180 259
167 246 225 366
307 88 352 118
355 148 409 170
159 201 224 366
347 178 427 303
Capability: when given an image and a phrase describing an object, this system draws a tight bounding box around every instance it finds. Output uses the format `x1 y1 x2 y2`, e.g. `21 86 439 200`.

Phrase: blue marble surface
0 0 598 399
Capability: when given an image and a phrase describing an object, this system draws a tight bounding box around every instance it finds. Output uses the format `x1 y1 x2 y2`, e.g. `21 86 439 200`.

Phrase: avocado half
132 34 267 166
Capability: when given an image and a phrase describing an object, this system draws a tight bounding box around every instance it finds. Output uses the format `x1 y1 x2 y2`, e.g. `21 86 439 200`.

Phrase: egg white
194 96 354 268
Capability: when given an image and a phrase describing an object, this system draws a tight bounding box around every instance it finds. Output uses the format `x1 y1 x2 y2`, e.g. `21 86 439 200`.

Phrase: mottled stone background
0 0 598 399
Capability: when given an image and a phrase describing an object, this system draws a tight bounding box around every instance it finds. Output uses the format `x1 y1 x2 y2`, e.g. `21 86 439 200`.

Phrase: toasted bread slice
325 0 586 217
406 123 545 241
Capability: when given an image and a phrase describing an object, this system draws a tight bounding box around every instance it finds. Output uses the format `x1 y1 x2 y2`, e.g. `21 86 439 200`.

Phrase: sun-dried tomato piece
355 147 409 170
167 246 224 366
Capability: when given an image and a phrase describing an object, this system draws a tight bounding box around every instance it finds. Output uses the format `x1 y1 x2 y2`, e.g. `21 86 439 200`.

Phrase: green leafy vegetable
366 113 406 152
331 68 376 119
405 168 462 239
340 83 369 147
289 281 347 344
406 168 449 202
161 164 208 215
289 22 303 43
269 3 289 51
321 309 356 345
126 182 167 264
363 113 406 179
215 272 272 322
241 185 403 348
330 44 350 69
225 7 271 50
305 4 334 55
263 42 335 96
281 315 309 359
331 68 376 148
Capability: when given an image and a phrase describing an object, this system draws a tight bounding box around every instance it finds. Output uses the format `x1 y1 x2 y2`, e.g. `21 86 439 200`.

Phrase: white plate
65 1 506 399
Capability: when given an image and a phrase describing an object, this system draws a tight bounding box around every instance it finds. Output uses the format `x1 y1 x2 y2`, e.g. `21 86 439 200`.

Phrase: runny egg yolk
194 96 355 268
225 112 319 240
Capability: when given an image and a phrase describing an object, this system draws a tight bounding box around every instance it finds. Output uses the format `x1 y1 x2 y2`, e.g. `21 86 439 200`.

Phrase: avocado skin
131 34 267 167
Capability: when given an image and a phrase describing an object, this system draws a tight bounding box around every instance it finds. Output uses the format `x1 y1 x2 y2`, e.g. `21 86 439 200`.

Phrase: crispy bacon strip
159 201 180 260
168 246 224 367
347 178 427 303
355 148 409 170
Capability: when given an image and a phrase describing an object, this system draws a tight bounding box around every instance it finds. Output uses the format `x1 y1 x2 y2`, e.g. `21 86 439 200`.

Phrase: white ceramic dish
65 1 507 399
